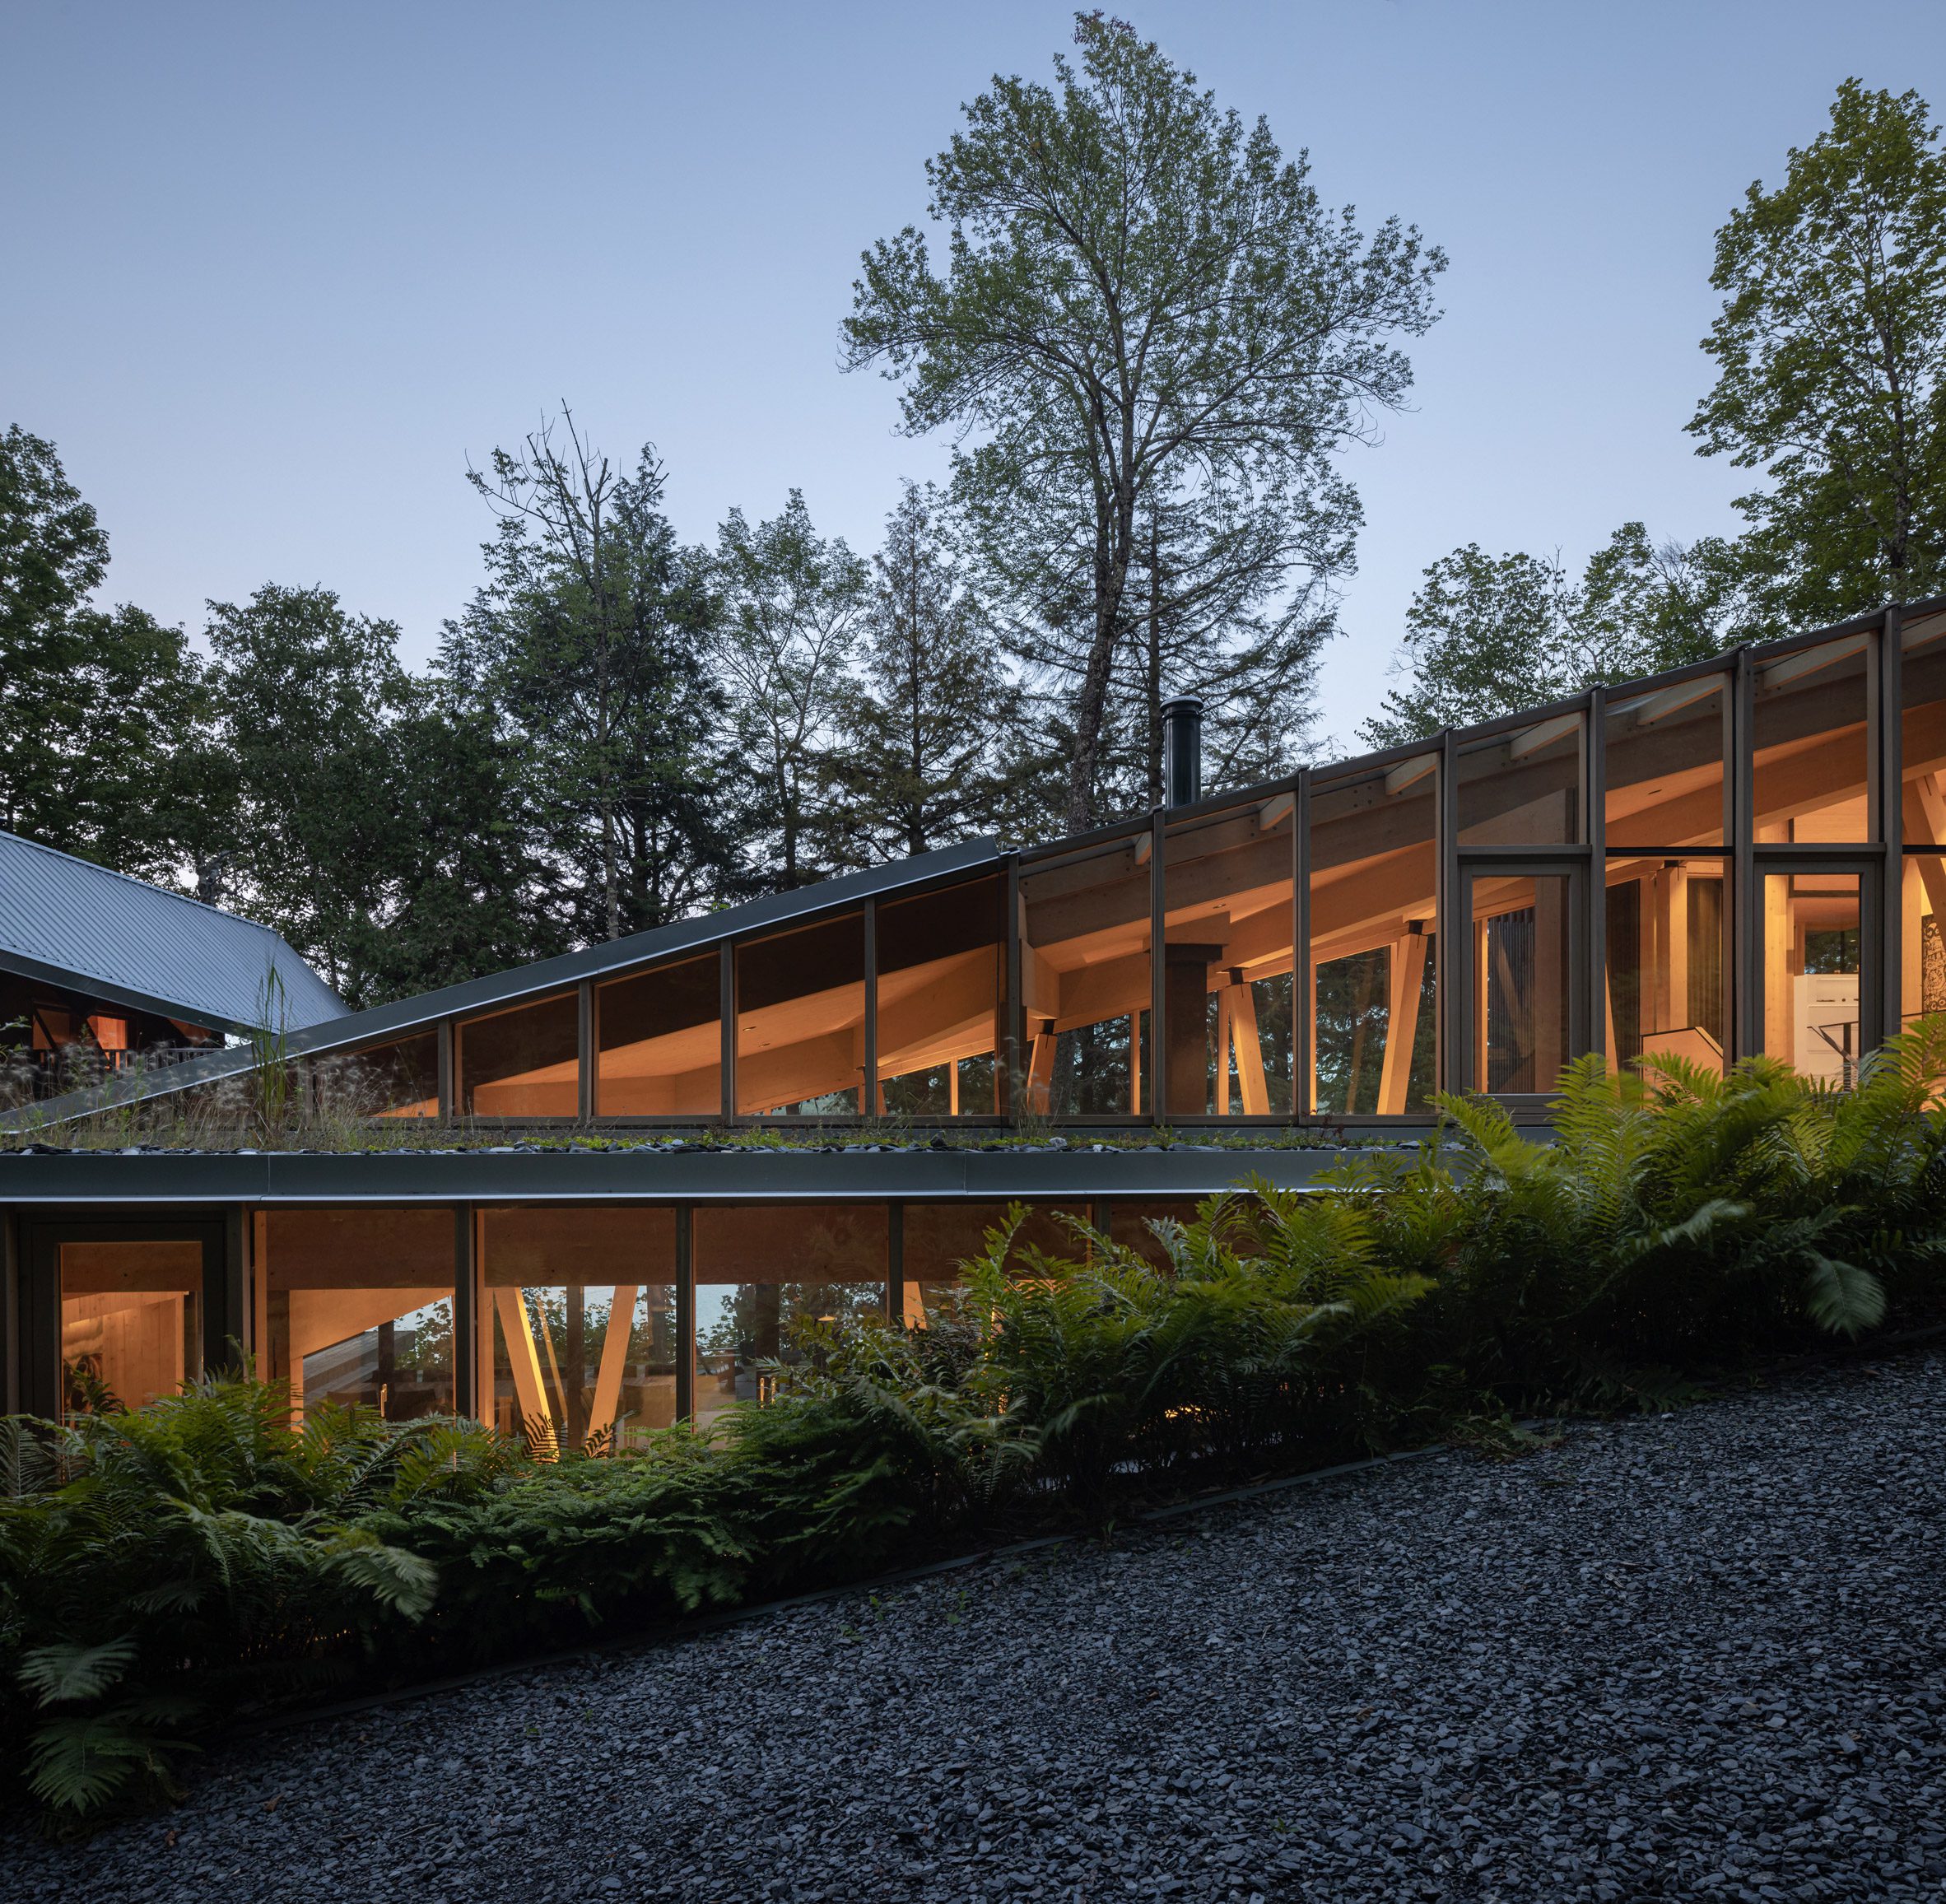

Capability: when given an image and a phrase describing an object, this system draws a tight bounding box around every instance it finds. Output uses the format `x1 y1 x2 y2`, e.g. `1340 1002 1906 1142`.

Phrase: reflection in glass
597 954 720 1116
692 1206 886 1423
876 878 1007 1116
347 1033 440 1119
458 994 579 1117
1604 678 1725 848
901 1202 1087 1322
1309 761 1438 1113
736 914 865 1115
1020 830 1152 1116
259 1208 454 1422
1763 871 1864 1083
1472 873 1574 1094
1605 859 1726 1074
1163 800 1296 1115
1753 639 1869 843
59 1241 203 1415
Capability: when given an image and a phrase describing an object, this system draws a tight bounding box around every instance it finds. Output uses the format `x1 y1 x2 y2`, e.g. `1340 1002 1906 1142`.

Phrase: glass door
1757 861 1878 1084
21 1218 227 1422
1460 861 1588 1103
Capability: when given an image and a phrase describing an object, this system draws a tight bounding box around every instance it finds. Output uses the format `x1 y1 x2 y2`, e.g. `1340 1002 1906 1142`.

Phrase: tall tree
365 660 563 1000
715 492 867 890
820 483 1022 865
1689 80 1946 624
1365 524 1750 748
844 12 1443 828
463 411 738 941
203 584 409 1005
1097 486 1331 812
0 425 212 880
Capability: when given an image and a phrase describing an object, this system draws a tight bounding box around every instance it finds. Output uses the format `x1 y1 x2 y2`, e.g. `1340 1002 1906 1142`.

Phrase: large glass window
1162 798 1296 1116
1469 870 1576 1095
1604 677 1726 849
59 1241 203 1415
1902 855 1946 1028
693 1205 887 1426
901 1201 1087 1322
1458 715 1583 845
1309 759 1438 1115
597 954 720 1117
258 1208 454 1422
736 914 865 1116
1762 870 1864 1082
1605 857 1727 1074
457 993 579 1118
481 1207 678 1454
876 878 1007 1116
1901 612 1946 845
1753 638 1870 843
339 1033 440 1119
1019 828 1152 1117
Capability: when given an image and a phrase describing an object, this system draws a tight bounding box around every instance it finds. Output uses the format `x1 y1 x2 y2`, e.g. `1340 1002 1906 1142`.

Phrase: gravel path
9 1352 1946 1903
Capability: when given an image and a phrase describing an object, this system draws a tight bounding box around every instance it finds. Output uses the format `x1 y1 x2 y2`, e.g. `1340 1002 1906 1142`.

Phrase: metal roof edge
0 1141 1381 1203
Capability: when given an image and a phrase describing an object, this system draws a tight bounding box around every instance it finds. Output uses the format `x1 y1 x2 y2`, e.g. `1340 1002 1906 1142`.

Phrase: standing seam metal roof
0 830 347 1033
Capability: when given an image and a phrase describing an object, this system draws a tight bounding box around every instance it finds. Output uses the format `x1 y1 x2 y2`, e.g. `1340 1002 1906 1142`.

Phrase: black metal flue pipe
1161 695 1203 808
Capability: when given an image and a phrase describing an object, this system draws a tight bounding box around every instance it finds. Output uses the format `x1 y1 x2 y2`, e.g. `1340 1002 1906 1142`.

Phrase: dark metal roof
0 830 346 1034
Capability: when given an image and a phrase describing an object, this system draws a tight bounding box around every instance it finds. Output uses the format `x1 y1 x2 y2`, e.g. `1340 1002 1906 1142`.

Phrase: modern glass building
4 595 1940 1441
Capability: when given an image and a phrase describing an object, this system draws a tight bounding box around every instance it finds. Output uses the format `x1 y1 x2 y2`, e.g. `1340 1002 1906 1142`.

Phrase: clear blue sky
3 1 1941 749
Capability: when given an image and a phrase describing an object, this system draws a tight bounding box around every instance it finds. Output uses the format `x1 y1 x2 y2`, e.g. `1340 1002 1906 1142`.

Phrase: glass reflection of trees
695 1280 886 1417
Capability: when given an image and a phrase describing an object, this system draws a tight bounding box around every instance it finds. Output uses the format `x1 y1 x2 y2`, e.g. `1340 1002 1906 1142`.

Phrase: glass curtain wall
1467 871 1576 1094
596 953 721 1117
457 994 579 1117
692 1205 887 1425
1902 612 1946 1034
1604 675 1730 1074
736 914 866 1116
480 1206 678 1453
59 1241 203 1416
257 1208 455 1422
1762 871 1865 1083
1753 637 1870 842
1162 798 1296 1116
1019 828 1152 1117
875 878 1007 1116
1308 757 1438 1115
901 1201 1088 1322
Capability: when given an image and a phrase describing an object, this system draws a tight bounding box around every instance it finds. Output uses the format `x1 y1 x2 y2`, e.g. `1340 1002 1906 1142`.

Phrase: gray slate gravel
9 1353 1945 1903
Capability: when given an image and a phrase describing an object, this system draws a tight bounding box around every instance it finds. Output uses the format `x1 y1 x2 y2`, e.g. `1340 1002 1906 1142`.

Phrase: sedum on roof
0 828 347 1034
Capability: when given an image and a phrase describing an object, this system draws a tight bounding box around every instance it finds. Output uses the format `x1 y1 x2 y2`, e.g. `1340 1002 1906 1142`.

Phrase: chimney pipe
1161 695 1203 808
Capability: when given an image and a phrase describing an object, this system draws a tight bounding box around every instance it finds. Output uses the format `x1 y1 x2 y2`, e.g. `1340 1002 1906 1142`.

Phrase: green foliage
1689 80 1946 626
844 12 1442 827
1366 525 1752 748
0 424 214 882
9 1032 1946 1827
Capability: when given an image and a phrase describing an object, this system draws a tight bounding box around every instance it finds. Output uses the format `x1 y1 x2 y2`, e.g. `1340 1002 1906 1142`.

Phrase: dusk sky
5 1 1941 750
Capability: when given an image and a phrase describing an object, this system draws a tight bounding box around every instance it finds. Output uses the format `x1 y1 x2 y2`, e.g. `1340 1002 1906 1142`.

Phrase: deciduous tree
845 13 1443 826
1689 80 1946 625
